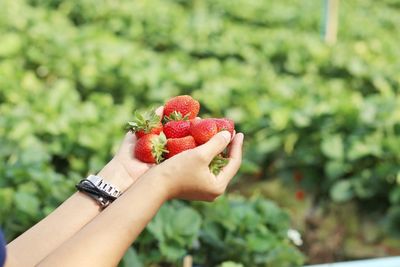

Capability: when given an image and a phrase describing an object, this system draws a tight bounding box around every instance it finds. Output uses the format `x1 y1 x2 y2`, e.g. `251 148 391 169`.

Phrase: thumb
196 131 231 162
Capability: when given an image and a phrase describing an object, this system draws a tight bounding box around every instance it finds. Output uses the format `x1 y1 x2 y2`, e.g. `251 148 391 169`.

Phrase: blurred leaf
0 188 14 215
172 207 201 236
0 33 22 56
14 191 40 217
330 180 353 202
219 261 244 267
120 247 143 267
245 232 274 252
325 160 348 180
321 135 344 160
159 241 186 262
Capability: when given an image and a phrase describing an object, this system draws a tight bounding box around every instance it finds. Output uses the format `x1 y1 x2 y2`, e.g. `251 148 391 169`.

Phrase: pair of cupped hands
99 107 244 202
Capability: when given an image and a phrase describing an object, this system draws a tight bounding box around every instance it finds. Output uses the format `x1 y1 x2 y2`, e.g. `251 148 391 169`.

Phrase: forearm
38 172 167 267
7 159 133 267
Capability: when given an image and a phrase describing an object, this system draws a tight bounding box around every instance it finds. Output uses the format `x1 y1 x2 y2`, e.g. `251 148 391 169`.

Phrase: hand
97 107 164 191
146 131 244 201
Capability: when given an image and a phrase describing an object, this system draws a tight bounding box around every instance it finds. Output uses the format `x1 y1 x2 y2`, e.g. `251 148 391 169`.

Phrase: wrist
97 159 133 192
139 167 172 202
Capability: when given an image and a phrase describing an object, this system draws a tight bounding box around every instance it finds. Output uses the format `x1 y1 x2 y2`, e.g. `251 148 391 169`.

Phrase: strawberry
190 118 218 145
293 170 303 183
134 133 167 163
127 110 163 139
213 118 235 135
163 120 191 139
295 189 305 201
163 95 200 120
135 122 163 138
166 136 196 158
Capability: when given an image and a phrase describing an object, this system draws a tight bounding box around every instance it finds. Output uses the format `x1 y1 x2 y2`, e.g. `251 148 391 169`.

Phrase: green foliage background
1 0 400 265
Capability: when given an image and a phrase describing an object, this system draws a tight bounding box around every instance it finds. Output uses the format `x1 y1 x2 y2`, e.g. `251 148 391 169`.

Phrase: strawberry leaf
163 111 190 123
151 132 168 164
209 155 229 175
127 109 161 133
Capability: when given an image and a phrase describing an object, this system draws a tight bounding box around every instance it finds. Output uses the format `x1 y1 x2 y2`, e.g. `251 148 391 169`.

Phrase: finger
217 133 244 185
196 131 231 162
223 130 237 156
191 117 201 124
231 130 236 141
117 131 136 154
155 106 164 117
124 131 137 145
227 132 243 162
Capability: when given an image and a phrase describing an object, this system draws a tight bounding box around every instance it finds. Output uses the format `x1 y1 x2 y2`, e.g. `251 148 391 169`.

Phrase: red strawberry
190 118 218 145
163 120 191 139
163 95 200 120
135 122 162 138
166 136 196 158
295 189 305 201
127 110 163 139
293 170 303 183
134 133 167 163
213 118 235 135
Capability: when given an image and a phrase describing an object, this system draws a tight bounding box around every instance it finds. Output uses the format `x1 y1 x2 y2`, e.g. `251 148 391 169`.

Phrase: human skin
6 108 165 267
5 107 243 267
36 131 243 267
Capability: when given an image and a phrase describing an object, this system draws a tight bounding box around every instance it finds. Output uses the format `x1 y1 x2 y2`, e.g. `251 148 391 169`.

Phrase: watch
86 174 122 199
76 174 122 209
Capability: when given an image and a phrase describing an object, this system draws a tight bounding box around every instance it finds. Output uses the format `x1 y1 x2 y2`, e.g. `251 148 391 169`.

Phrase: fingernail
238 133 244 144
220 131 231 143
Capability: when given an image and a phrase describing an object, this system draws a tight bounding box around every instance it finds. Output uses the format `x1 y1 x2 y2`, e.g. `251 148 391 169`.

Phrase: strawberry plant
126 196 304 267
1 0 400 265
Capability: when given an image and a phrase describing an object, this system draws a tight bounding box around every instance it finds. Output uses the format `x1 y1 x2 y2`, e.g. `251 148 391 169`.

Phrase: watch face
87 174 102 186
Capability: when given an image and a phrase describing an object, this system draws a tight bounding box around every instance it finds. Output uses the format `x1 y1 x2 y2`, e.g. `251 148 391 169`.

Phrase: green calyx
164 111 190 122
209 155 229 175
151 132 169 164
126 109 161 133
